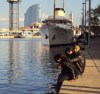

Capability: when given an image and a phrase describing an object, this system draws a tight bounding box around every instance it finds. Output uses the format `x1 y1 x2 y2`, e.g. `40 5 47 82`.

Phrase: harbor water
0 38 62 94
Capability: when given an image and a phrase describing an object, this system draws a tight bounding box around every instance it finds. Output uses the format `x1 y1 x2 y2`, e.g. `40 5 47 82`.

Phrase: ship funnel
55 8 65 17
53 0 65 18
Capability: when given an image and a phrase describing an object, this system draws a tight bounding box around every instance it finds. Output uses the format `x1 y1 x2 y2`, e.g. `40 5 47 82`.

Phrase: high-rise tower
7 0 21 31
24 4 41 27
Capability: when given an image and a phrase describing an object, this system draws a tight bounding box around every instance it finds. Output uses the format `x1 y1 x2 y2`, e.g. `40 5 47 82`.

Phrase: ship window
63 21 66 24
59 21 61 23
45 34 48 39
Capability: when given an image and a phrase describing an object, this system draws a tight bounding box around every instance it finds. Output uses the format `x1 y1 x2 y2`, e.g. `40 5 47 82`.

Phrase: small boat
21 31 33 38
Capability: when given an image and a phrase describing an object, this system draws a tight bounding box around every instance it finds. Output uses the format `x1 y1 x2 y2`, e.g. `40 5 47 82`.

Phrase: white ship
40 0 74 46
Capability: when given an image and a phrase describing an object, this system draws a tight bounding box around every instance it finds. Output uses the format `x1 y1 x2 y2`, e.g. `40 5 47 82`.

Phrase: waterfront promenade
59 38 100 94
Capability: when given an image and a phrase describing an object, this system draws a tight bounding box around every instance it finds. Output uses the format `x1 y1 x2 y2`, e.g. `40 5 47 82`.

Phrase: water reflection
8 39 20 84
0 39 69 94
40 45 58 93
40 45 70 94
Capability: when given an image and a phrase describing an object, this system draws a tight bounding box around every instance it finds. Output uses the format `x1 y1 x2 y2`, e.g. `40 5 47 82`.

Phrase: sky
0 0 99 28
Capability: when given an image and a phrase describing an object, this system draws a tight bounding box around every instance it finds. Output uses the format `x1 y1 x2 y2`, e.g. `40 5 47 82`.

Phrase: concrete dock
59 38 100 94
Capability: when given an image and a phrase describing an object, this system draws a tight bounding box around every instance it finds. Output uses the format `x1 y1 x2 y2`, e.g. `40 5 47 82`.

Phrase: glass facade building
24 4 41 26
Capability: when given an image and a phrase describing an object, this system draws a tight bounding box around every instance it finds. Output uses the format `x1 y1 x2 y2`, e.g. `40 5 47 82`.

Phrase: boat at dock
0 32 14 38
40 0 74 46
21 31 33 38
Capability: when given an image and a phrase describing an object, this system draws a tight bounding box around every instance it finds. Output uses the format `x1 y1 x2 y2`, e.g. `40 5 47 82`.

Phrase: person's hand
55 63 61 69
67 58 72 62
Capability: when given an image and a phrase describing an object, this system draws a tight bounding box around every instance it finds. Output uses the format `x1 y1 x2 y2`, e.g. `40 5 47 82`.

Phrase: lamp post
85 0 87 29
85 0 89 44
88 0 91 48
85 0 89 27
82 0 85 43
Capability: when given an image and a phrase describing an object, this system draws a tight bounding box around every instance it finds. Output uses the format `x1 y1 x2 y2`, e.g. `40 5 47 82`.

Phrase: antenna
7 0 21 31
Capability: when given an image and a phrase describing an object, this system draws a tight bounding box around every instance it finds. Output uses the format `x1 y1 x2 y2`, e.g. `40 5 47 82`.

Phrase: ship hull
40 25 74 46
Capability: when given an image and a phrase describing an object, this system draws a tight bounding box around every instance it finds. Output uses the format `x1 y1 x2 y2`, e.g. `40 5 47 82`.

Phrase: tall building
24 4 41 27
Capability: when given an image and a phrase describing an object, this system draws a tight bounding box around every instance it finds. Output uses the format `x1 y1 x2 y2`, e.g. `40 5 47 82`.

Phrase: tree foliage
94 5 100 16
86 4 100 26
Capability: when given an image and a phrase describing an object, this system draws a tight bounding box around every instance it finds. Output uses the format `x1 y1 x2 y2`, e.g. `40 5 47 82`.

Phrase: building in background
24 4 41 27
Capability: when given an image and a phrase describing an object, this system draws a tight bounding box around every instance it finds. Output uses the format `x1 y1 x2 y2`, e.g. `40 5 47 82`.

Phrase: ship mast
62 0 64 9
54 0 56 20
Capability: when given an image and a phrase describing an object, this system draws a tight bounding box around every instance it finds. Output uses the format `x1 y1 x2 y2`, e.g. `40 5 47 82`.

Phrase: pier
59 38 100 94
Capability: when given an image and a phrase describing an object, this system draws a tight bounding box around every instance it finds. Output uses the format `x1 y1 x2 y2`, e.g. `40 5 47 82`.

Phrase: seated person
65 45 86 75
54 53 79 94
54 45 86 94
